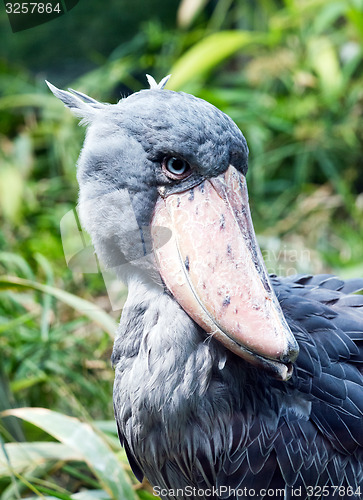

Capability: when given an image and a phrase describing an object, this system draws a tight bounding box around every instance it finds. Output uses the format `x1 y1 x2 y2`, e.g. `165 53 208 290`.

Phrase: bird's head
47 76 299 381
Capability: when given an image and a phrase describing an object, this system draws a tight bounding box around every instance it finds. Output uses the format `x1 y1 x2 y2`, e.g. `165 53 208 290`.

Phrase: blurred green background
1 0 363 498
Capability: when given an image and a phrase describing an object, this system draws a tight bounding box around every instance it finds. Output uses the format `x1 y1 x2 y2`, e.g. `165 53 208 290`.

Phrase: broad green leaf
347 7 363 39
4 408 136 500
308 37 342 96
0 442 82 475
0 276 117 337
169 31 271 90
94 421 118 435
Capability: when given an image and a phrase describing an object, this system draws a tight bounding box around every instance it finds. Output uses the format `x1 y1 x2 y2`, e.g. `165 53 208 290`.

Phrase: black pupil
170 158 185 172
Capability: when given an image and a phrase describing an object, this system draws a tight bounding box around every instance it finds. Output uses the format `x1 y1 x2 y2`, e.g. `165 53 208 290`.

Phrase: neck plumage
112 277 218 431
111 277 278 463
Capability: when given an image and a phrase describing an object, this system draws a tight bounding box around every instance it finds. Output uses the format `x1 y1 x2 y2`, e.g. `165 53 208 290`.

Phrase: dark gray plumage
47 79 363 500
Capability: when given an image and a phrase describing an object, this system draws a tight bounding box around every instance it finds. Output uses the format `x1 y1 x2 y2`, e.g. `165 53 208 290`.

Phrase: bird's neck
112 277 278 461
112 277 219 431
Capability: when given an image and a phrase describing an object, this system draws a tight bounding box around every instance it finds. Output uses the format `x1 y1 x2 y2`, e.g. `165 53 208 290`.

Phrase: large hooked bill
151 165 299 381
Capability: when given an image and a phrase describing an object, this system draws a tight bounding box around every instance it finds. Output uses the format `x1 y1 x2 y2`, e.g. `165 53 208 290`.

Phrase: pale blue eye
166 157 190 175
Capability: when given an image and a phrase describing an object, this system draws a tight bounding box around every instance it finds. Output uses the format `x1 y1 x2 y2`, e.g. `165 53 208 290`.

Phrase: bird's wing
213 275 363 498
276 275 362 491
273 274 363 432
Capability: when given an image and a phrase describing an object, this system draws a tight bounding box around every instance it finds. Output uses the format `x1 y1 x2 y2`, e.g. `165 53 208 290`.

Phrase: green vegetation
1 0 363 497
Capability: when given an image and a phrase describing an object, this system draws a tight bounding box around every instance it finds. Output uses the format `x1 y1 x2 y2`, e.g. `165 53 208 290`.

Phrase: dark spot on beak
177 197 181 207
184 255 190 272
188 189 194 201
220 214 225 230
227 244 232 256
199 182 205 193
223 295 231 307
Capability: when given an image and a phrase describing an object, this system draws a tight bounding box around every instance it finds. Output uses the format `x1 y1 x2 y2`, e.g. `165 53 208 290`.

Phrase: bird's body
48 77 363 500
113 273 363 500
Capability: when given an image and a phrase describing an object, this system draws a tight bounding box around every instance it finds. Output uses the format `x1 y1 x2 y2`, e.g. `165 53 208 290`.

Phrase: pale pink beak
151 165 299 381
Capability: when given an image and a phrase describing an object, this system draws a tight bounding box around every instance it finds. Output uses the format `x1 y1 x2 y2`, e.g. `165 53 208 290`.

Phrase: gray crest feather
45 81 104 124
67 88 100 104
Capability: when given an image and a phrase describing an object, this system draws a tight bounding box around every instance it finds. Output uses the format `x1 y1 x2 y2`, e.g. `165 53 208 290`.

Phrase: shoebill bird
47 76 363 500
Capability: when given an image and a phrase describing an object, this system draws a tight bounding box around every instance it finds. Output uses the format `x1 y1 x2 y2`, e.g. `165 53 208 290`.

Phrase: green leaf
10 375 48 393
4 408 136 500
0 167 24 223
308 36 343 96
0 276 117 337
94 421 118 435
169 31 271 90
347 7 363 39
0 442 82 475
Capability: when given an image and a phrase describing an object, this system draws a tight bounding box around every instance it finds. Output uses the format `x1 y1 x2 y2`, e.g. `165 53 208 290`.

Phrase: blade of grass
0 276 117 337
0 311 38 334
35 254 54 343
0 253 35 281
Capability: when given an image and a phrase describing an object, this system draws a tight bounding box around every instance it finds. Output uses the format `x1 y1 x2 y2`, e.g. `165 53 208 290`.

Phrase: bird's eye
162 156 191 180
